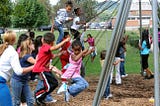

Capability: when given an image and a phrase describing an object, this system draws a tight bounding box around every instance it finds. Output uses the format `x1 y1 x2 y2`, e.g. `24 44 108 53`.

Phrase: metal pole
92 0 132 105
139 0 143 76
92 0 125 105
152 0 160 105
101 0 132 99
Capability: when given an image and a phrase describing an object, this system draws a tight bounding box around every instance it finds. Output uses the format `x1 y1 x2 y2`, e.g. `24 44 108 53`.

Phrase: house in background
112 1 152 30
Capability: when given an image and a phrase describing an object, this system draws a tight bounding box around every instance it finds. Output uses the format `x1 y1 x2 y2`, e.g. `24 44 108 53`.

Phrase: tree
12 0 49 29
75 0 97 22
0 0 12 28
52 0 97 23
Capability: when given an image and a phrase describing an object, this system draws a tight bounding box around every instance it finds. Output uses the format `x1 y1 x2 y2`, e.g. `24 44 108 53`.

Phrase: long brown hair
19 38 33 58
0 30 16 56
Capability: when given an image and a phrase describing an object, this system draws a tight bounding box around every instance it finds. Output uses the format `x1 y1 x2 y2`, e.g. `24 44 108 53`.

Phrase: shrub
126 31 139 48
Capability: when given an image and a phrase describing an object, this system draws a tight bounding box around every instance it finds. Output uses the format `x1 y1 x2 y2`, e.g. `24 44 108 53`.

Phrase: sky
49 0 159 6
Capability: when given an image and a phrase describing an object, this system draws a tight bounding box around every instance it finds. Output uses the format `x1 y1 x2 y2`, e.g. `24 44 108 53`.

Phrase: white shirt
55 8 70 24
71 16 80 30
0 45 23 81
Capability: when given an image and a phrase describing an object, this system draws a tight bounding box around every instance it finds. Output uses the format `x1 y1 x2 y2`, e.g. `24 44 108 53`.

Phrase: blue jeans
103 76 111 97
35 80 53 102
120 47 126 75
55 21 64 44
68 77 89 97
0 76 13 106
10 78 34 106
120 60 126 75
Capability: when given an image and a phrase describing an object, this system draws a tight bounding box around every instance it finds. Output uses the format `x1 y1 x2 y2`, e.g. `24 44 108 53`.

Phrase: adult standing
0 30 33 106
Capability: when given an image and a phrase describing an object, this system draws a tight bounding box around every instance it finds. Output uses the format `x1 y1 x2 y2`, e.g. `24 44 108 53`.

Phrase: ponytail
0 30 16 56
0 42 9 56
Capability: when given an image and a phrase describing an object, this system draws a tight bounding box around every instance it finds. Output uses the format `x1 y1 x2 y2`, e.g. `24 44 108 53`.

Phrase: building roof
130 1 152 11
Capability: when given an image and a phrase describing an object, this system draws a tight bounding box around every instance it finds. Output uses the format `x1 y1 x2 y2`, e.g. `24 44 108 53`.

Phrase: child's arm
50 37 70 51
52 51 65 59
27 56 36 64
71 49 88 61
50 66 62 77
83 48 95 57
113 58 124 65
50 19 54 33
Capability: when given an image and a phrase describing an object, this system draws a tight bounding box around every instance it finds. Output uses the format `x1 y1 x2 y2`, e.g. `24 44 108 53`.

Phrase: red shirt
33 44 53 73
60 40 71 60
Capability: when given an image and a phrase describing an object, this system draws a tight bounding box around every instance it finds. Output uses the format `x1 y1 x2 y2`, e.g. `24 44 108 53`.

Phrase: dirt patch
29 74 154 106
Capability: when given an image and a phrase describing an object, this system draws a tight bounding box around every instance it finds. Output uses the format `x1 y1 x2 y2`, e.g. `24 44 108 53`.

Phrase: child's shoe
65 89 70 102
57 82 67 94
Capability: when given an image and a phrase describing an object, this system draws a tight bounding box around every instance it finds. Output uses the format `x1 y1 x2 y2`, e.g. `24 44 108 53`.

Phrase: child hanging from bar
54 1 73 44
57 40 94 102
84 33 97 62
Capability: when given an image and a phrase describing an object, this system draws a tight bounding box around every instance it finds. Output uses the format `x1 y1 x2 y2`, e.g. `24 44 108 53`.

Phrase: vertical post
139 0 143 76
139 0 142 38
152 0 160 106
92 0 132 106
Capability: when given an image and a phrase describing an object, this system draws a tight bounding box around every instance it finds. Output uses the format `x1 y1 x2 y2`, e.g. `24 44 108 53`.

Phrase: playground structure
92 0 159 106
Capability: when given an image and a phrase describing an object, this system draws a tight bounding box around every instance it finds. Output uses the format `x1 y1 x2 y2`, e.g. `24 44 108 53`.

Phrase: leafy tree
52 0 97 23
12 0 49 29
75 0 97 22
0 0 12 28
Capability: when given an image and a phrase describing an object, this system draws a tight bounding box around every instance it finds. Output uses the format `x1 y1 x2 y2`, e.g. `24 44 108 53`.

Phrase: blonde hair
19 38 33 58
0 30 16 56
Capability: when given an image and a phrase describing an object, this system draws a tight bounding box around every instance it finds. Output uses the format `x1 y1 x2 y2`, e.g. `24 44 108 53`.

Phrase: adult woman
0 30 33 106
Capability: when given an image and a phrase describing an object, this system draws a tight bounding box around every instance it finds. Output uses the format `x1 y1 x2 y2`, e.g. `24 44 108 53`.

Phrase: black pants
35 71 58 101
141 54 149 69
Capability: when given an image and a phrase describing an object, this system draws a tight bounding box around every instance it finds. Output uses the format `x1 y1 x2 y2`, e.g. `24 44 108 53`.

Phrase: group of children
0 28 95 106
0 1 98 106
99 34 129 100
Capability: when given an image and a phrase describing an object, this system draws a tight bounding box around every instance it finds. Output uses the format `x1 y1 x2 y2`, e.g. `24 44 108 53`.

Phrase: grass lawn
15 29 155 76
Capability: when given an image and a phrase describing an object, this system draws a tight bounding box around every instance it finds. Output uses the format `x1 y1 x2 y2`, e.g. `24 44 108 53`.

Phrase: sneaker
65 90 70 102
57 83 67 94
20 103 27 106
104 94 113 100
108 94 113 98
45 98 57 103
121 74 128 78
35 98 46 106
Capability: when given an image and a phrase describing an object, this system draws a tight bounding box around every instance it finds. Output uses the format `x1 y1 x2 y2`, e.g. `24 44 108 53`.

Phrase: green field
16 29 154 76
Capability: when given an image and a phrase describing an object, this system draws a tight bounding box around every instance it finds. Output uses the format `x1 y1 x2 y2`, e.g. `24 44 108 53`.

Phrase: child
33 35 57 103
70 8 86 35
138 29 154 79
60 32 71 70
110 44 124 85
100 50 112 99
84 34 97 62
0 30 33 106
16 33 29 55
54 1 73 44
120 35 128 77
60 40 93 102
33 32 70 105
11 38 35 106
